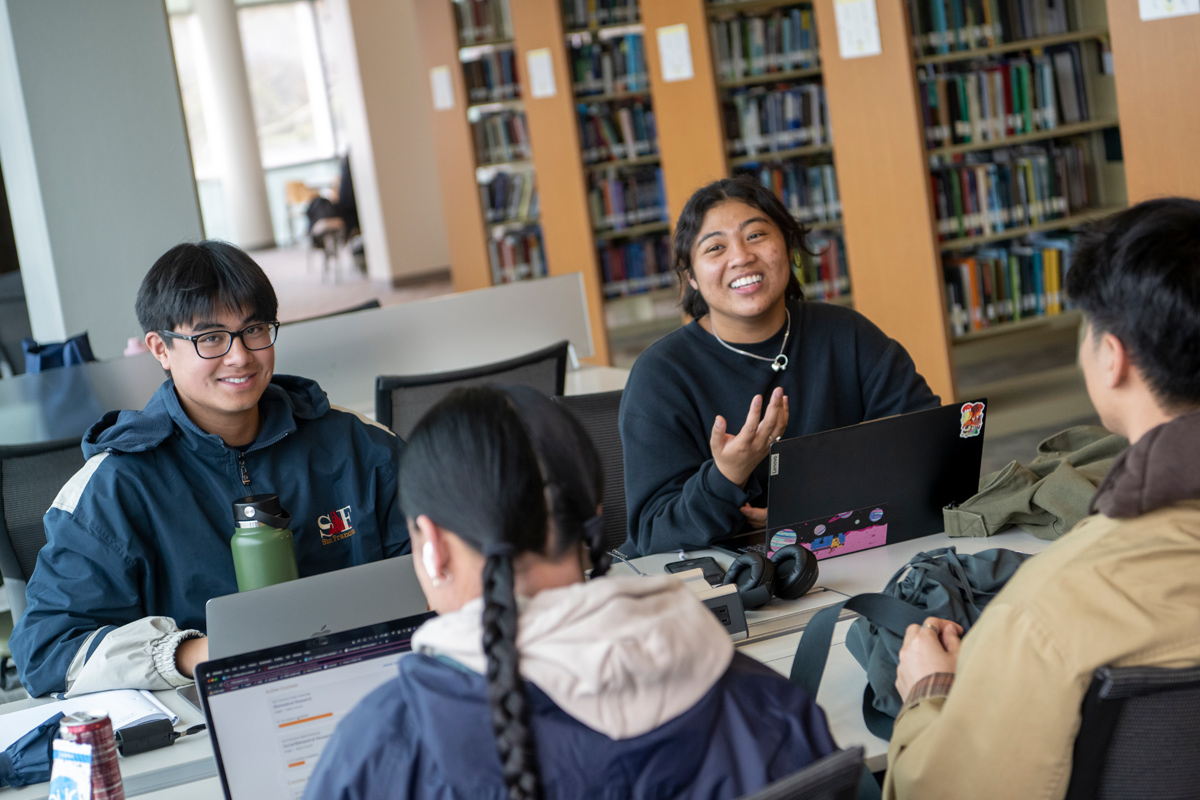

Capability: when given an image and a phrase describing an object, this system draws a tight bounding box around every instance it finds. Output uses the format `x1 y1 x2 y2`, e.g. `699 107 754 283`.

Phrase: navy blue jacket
620 301 939 555
11 375 408 697
303 652 836 800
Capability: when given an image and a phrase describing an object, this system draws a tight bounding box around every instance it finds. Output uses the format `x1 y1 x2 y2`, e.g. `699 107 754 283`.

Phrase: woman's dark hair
673 176 810 318
398 385 608 800
1066 197 1200 410
135 240 278 337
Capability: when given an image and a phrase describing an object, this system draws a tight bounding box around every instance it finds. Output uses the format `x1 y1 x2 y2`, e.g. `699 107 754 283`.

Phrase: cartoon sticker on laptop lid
768 504 891 561
960 402 985 438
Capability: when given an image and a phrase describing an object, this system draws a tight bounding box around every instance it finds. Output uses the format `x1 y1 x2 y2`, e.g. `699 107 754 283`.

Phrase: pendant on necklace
772 355 789 372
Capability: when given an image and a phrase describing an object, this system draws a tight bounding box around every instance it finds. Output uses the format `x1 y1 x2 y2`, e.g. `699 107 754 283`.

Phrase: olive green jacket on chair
944 426 1128 540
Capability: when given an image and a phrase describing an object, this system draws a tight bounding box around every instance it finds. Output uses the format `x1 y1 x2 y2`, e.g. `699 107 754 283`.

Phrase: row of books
909 0 1071 56
561 0 639 30
480 171 539 223
571 35 649 96
724 83 830 157
463 48 520 104
738 161 842 223
587 167 668 232
709 8 819 83
797 232 851 301
943 236 1073 334
918 45 1090 149
471 110 532 165
932 143 1089 241
488 225 548 284
455 0 513 45
599 235 674 297
578 101 658 164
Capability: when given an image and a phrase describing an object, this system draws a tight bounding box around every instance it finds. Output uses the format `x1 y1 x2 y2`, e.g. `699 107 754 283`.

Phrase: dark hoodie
11 375 408 698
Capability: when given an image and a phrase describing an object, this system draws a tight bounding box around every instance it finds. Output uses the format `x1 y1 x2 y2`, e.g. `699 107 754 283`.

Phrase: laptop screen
197 612 436 800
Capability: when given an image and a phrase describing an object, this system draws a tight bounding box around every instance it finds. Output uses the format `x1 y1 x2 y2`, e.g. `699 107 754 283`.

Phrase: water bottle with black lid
231 495 300 592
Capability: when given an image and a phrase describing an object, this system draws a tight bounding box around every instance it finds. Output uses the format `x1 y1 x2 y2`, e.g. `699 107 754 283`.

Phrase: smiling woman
617 176 942 556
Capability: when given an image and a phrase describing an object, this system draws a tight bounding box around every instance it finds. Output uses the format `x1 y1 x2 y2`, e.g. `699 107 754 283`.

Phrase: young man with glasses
11 241 409 698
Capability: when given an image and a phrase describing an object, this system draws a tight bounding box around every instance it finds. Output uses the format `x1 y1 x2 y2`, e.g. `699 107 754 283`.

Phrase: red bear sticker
960 402 985 438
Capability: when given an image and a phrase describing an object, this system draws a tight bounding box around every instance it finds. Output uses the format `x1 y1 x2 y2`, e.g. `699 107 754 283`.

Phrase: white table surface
0 527 1053 796
610 528 1055 771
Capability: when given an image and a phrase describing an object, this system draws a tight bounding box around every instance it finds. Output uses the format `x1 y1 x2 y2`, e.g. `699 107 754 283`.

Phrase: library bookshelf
417 0 612 365
805 0 1126 401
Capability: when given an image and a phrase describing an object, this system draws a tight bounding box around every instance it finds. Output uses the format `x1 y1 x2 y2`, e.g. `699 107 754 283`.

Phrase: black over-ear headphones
721 545 819 609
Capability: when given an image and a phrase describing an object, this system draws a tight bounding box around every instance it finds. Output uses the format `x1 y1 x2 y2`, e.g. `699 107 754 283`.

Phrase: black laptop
195 611 436 800
762 400 987 560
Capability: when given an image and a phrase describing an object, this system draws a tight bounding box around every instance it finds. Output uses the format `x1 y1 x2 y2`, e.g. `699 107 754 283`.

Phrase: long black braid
399 385 605 800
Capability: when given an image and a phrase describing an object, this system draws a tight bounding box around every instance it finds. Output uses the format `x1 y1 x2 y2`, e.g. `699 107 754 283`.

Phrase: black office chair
0 437 86 624
552 390 626 552
1065 664 1200 800
375 340 570 440
738 747 866 800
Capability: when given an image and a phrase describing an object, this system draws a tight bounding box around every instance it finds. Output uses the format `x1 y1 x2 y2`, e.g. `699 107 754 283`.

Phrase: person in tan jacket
884 197 1200 800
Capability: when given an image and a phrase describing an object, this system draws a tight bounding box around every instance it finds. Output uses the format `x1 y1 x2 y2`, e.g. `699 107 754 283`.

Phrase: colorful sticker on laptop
768 504 890 561
959 402 985 439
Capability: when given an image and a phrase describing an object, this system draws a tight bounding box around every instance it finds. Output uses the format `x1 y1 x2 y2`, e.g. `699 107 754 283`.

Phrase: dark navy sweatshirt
619 300 939 555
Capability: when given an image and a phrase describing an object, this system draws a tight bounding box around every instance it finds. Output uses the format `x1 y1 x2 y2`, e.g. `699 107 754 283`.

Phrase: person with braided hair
305 385 837 800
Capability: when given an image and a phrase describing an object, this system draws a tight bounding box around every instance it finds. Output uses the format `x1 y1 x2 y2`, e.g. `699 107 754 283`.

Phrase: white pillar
0 0 203 359
192 0 275 250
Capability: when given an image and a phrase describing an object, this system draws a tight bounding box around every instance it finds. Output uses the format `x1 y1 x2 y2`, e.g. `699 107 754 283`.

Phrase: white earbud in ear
423 540 442 587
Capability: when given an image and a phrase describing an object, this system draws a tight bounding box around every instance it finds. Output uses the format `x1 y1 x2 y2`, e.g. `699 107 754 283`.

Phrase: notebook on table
196 611 435 800
761 400 987 560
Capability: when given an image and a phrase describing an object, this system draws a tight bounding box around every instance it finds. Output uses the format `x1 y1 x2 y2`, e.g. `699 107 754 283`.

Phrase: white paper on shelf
656 24 695 83
834 0 882 59
429 65 455 110
1139 0 1200 20
527 48 557 99
0 689 178 751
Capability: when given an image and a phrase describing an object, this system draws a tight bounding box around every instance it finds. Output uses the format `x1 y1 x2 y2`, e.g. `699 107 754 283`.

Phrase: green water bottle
231 495 300 592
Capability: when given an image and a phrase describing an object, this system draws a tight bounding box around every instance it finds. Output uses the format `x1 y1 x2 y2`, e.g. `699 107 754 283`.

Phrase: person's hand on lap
711 387 789 488
895 617 962 700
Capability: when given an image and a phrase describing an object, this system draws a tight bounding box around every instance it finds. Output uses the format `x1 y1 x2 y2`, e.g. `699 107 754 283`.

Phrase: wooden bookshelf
583 154 662 172
508 0 612 365
914 28 1108 66
811 0 957 399
594 221 671 241
1106 4 1200 203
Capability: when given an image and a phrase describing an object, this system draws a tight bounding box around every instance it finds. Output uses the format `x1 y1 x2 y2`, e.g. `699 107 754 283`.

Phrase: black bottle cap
233 494 292 529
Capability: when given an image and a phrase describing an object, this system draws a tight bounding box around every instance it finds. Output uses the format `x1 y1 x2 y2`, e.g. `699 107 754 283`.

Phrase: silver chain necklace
709 309 790 372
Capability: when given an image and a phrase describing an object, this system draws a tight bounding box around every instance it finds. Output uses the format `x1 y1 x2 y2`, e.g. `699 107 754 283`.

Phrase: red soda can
59 711 126 800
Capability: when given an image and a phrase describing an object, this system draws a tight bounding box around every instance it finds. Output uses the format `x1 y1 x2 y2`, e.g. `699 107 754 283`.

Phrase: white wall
0 0 203 359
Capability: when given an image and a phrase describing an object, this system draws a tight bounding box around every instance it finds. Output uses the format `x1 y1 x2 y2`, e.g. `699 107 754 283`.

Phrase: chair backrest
375 340 569 440
1065 664 1200 800
0 437 86 621
552 390 625 551
738 747 866 800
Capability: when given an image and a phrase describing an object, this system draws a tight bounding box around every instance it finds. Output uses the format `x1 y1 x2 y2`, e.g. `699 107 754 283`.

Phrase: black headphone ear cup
721 552 776 610
770 544 819 600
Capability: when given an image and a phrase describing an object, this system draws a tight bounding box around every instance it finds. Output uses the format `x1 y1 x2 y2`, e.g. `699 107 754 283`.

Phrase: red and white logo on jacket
318 505 356 544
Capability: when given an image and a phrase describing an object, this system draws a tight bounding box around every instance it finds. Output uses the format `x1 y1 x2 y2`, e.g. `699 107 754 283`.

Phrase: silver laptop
205 555 429 659
196 612 435 800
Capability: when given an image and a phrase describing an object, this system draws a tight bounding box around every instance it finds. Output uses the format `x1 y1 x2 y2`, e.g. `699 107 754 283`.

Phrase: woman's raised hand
710 387 789 488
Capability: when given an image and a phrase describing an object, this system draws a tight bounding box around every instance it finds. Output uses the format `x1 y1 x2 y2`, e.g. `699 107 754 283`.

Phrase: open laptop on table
179 555 429 712
759 400 987 559
195 611 436 800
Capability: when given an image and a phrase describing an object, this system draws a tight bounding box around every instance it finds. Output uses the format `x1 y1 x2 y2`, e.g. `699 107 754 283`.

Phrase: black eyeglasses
159 321 280 359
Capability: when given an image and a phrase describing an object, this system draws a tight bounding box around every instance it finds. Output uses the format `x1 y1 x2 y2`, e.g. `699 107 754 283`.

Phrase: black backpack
790 546 1033 739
